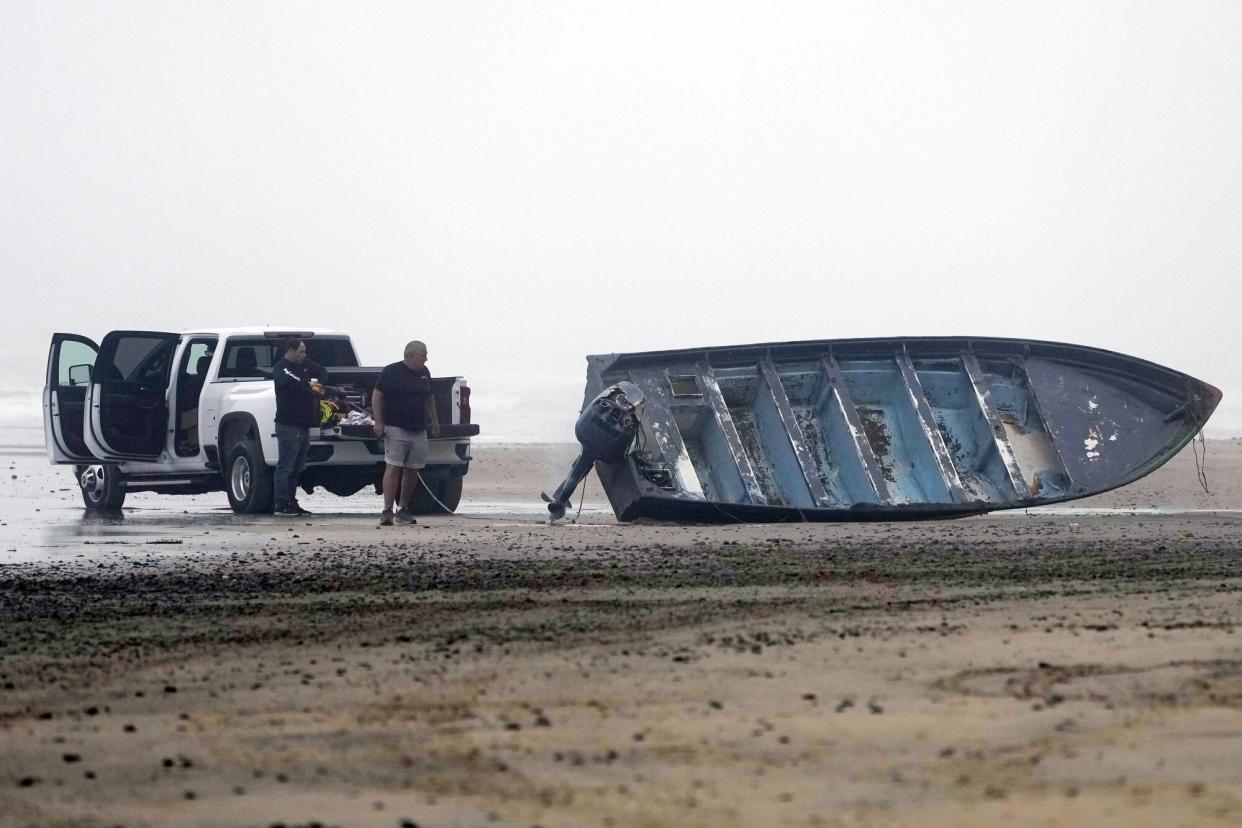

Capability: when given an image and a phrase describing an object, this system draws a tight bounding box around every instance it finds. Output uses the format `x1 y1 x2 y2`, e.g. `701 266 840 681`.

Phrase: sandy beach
2 437 1241 827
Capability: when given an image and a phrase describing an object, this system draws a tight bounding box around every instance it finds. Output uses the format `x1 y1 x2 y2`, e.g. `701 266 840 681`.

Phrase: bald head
402 340 428 370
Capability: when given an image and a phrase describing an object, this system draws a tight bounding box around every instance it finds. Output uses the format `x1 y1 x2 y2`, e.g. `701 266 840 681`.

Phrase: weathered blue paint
572 337 1222 523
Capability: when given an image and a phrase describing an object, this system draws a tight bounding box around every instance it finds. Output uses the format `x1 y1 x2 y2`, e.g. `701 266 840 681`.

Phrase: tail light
459 384 471 424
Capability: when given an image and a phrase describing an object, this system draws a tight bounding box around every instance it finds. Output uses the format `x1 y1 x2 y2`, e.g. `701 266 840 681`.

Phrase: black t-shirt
375 362 433 431
273 359 323 428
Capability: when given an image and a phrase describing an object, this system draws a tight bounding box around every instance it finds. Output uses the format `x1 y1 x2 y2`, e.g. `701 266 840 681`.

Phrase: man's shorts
382 425 428 470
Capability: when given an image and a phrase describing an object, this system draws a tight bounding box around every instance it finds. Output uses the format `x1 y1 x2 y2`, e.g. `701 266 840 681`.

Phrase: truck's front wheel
225 439 274 514
77 464 126 511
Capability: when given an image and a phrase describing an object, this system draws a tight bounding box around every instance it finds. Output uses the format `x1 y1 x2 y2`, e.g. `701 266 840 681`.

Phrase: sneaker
274 504 299 517
394 509 418 525
378 509 394 527
290 501 312 516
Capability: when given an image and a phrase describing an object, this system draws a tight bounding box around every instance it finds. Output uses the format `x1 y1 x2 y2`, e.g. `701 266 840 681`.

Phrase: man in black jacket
273 337 326 516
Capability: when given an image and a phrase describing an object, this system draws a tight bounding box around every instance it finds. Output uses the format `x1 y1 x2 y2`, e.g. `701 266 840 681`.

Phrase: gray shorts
382 425 428 469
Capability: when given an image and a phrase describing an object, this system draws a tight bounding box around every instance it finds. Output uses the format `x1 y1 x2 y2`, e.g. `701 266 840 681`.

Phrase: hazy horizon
4 2 1240 441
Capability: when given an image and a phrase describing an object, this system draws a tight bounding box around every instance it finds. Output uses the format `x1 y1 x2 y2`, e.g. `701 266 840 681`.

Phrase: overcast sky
2 2 1240 439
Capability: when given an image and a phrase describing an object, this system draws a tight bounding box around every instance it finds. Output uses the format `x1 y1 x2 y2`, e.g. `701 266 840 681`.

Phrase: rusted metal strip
627 370 704 497
696 364 767 505
819 357 891 504
896 353 967 502
759 359 832 506
961 353 1027 497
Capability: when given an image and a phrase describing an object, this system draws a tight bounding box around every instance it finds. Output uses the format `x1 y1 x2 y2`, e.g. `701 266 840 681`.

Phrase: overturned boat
547 337 1221 522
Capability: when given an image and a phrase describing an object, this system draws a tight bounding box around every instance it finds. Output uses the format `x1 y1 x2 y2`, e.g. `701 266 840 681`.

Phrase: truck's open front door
85 330 180 462
43 333 102 463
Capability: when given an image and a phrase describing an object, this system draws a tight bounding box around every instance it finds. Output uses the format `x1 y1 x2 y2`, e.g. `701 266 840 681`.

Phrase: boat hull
580 337 1221 522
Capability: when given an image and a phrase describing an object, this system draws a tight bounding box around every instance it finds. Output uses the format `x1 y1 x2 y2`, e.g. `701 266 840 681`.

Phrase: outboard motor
543 381 645 522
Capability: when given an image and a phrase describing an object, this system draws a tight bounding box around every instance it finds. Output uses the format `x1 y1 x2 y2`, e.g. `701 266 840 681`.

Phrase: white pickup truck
42 328 478 513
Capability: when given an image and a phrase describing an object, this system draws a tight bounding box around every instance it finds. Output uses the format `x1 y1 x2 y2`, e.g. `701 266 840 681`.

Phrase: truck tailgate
327 423 480 440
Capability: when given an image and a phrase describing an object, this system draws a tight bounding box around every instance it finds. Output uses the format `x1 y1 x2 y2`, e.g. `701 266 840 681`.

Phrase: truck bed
322 369 477 438
324 369 449 420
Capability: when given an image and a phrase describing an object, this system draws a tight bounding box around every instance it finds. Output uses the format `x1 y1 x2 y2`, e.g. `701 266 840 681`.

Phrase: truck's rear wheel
409 476 463 514
77 464 126 511
225 438 274 514
438 477 463 512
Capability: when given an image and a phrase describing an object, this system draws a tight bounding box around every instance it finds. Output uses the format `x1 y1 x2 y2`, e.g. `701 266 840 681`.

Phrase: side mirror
67 364 92 387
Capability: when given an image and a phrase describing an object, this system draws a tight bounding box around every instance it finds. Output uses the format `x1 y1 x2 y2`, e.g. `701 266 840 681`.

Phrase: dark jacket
273 359 322 428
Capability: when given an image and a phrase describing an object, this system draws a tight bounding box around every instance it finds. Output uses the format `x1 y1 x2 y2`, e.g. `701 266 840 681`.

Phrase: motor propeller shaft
543 381 645 523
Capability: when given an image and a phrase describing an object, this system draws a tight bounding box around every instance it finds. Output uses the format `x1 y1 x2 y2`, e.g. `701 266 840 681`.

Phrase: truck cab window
112 338 176 384
219 337 358 380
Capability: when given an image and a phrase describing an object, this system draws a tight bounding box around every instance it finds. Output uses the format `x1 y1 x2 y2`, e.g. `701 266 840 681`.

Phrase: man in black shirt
372 340 440 525
272 337 328 516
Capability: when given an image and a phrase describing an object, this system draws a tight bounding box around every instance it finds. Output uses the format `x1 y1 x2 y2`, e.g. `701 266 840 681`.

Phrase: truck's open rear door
43 333 101 463
85 330 180 462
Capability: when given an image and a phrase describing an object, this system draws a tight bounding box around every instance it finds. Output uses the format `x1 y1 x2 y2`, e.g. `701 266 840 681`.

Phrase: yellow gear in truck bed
318 399 341 427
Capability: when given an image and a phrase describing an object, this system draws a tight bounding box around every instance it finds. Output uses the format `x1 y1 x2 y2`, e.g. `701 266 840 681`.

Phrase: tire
224 438 274 514
409 476 463 515
77 464 126 511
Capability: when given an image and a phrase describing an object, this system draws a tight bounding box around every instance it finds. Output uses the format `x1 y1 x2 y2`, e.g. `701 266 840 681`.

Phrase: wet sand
2 440 1242 827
